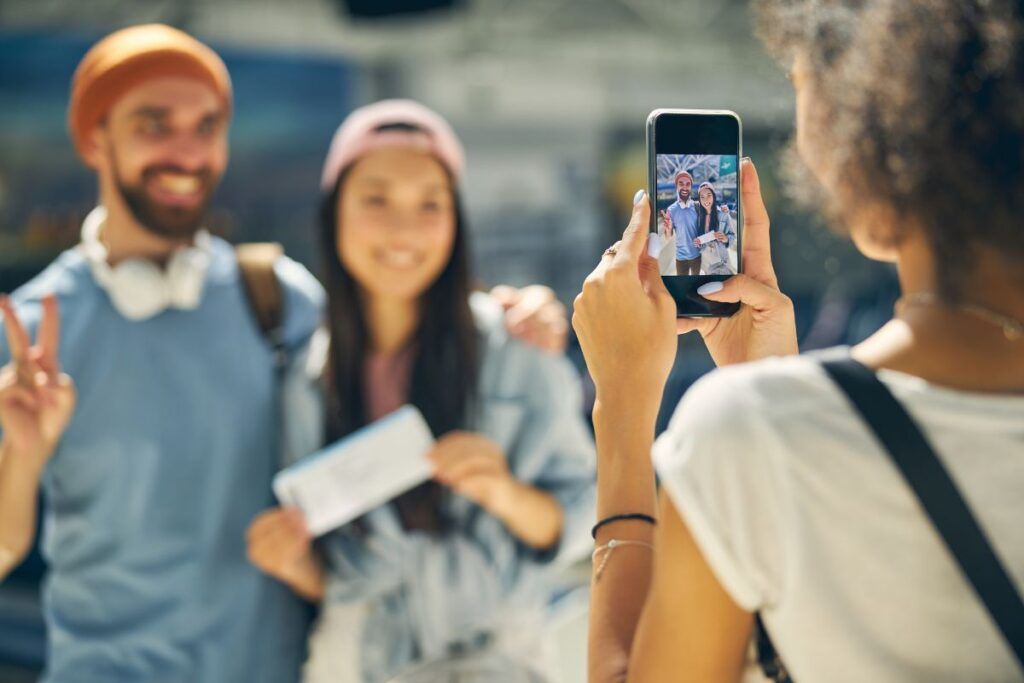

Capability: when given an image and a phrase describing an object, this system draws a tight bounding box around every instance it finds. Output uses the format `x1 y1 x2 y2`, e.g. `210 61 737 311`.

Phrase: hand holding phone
674 158 799 366
647 109 742 317
574 157 797 393
572 195 678 406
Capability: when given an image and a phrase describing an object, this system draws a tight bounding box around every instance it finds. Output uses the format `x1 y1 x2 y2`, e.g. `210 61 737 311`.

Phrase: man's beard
112 155 216 241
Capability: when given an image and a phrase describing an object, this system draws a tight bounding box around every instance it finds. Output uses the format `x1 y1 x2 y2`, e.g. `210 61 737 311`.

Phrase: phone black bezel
647 109 742 318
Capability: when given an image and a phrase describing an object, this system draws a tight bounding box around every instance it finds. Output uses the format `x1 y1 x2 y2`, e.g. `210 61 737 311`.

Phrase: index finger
37 295 61 376
615 190 652 264
0 296 30 363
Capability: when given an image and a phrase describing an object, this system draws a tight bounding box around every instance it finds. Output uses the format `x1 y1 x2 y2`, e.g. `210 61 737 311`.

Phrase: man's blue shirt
667 199 699 260
0 237 325 682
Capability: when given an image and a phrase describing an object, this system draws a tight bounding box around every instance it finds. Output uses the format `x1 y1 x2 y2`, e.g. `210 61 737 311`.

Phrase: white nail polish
697 281 724 296
633 189 646 205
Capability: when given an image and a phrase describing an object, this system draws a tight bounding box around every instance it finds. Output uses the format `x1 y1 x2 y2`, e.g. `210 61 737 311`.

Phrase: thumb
638 252 667 299
697 274 788 311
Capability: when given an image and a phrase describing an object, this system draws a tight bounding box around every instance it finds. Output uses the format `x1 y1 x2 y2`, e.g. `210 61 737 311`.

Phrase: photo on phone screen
647 109 742 317
649 154 739 277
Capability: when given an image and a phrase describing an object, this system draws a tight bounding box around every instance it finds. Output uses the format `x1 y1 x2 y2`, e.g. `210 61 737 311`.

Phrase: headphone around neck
80 206 212 321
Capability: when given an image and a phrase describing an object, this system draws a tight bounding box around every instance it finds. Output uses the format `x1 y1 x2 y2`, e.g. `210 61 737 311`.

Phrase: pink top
362 345 416 421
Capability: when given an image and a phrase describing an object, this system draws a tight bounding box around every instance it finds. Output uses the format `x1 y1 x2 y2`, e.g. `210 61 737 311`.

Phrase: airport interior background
0 0 901 680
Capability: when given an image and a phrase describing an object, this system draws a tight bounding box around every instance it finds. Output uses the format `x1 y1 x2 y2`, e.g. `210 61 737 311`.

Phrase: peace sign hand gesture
0 295 76 469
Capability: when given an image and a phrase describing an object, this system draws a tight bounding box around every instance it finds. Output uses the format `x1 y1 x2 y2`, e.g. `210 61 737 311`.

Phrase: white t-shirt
652 352 1024 682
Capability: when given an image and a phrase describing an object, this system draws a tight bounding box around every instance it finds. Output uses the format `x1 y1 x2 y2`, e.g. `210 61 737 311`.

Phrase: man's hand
490 285 568 354
0 295 76 471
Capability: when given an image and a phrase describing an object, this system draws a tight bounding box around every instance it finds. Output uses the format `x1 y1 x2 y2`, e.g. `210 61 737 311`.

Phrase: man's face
91 77 229 240
676 175 692 202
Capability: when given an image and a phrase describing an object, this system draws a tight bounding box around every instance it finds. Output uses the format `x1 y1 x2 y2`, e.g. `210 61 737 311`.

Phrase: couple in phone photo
655 169 736 276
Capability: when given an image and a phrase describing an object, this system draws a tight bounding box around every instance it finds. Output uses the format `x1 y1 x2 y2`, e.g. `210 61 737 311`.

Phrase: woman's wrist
290 557 326 603
593 392 661 432
488 477 564 549
485 476 520 520
488 477 552 527
592 395 659 520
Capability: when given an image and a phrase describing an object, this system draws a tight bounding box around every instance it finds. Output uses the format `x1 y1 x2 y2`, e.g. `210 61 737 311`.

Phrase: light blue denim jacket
282 294 596 682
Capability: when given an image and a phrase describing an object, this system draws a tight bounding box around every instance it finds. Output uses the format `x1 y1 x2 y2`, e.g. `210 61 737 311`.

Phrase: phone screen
647 110 741 317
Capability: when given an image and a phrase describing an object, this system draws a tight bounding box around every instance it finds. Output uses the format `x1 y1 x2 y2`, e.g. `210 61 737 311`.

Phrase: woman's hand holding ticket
246 507 325 602
429 431 563 550
429 432 512 512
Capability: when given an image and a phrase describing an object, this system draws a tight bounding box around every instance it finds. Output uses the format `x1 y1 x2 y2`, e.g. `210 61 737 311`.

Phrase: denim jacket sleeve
281 328 327 470
716 207 735 246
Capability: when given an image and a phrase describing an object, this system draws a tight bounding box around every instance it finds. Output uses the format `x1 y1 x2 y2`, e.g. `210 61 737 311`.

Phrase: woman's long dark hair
695 184 720 234
318 161 479 532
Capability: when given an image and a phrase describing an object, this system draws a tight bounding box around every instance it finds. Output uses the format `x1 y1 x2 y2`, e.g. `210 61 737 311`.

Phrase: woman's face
337 147 456 303
699 188 714 211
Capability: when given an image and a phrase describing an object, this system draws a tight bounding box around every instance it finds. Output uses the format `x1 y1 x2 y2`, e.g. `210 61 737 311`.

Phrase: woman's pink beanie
320 99 465 192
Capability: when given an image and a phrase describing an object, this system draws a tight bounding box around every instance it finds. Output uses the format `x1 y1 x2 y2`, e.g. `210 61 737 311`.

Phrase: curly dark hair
754 0 1024 299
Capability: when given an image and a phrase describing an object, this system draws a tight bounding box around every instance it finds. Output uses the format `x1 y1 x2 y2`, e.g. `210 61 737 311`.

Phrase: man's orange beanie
68 24 232 161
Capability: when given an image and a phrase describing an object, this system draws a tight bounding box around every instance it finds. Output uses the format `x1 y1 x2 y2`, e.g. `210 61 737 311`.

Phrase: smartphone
646 109 742 317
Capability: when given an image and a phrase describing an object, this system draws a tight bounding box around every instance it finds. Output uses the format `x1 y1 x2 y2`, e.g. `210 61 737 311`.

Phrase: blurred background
0 0 900 679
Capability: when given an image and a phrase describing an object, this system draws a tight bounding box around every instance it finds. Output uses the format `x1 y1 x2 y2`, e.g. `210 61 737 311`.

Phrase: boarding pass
272 405 435 536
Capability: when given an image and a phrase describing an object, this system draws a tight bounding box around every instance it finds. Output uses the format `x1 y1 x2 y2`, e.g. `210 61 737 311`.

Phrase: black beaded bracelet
591 513 657 539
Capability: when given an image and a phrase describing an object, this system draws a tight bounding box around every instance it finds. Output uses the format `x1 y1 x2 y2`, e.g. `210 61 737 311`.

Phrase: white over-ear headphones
80 206 212 321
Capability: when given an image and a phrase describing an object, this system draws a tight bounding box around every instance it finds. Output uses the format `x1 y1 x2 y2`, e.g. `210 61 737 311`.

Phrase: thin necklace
898 292 1024 341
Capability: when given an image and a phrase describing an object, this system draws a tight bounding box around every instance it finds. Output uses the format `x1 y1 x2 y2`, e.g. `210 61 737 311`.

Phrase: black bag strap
235 242 287 372
821 357 1024 671
755 613 792 683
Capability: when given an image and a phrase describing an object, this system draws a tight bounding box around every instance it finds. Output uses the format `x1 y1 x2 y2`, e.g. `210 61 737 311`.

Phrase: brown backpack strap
235 243 287 368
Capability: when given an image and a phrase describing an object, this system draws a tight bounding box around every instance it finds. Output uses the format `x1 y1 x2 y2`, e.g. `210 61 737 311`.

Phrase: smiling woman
242 100 597 683
335 147 457 303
